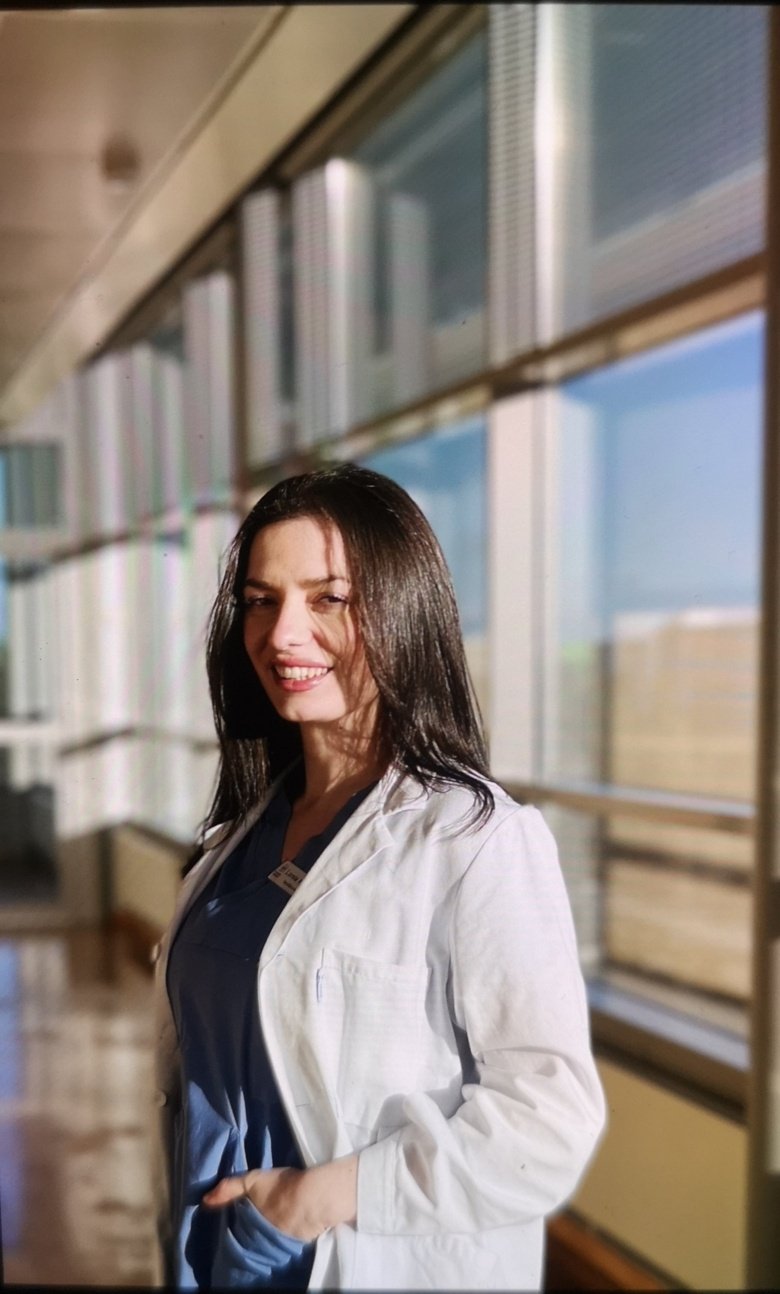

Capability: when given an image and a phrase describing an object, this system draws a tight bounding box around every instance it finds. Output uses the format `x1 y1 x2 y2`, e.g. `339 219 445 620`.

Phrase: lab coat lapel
258 765 421 967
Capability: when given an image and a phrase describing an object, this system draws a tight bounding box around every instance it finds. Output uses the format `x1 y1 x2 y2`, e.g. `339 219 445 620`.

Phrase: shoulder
386 770 555 860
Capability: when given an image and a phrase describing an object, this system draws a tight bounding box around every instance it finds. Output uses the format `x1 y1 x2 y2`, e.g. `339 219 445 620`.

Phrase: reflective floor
0 927 157 1286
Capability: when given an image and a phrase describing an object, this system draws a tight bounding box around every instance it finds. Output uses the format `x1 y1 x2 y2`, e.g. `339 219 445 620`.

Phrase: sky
560 310 763 641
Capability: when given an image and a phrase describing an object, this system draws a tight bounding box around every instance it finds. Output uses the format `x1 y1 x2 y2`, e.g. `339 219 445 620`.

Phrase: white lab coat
152 764 606 1291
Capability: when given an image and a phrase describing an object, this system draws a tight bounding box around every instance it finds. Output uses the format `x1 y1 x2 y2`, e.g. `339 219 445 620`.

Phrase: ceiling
0 4 413 429
0 6 276 404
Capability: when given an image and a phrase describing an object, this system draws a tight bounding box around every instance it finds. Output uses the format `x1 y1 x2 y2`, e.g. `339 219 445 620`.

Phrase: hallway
0 928 157 1286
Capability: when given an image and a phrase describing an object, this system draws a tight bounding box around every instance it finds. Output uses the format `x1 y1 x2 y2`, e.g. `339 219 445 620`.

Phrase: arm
355 806 606 1235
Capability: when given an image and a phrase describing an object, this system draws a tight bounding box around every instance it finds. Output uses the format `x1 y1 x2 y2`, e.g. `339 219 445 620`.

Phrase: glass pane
545 801 751 1019
359 416 488 717
148 316 187 516
0 445 61 527
348 27 488 418
552 4 767 334
548 311 763 804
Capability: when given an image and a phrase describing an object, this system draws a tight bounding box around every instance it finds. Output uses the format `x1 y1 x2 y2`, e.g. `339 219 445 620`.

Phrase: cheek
344 640 377 698
243 624 266 669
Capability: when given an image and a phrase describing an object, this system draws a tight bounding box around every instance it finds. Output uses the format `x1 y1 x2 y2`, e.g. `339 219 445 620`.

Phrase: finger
202 1173 254 1208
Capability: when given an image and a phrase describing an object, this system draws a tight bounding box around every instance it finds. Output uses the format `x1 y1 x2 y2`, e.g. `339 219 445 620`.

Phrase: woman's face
241 515 379 733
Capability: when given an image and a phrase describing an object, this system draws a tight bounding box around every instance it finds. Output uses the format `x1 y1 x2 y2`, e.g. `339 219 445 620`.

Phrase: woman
152 463 605 1291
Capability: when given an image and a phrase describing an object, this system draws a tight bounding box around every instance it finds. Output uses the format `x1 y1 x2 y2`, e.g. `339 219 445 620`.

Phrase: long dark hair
202 462 494 841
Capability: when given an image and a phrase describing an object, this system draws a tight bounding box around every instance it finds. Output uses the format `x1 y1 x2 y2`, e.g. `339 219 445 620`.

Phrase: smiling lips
273 663 331 681
270 662 333 691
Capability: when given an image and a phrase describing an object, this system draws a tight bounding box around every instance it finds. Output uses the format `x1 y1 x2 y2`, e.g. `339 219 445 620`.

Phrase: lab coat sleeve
355 806 606 1235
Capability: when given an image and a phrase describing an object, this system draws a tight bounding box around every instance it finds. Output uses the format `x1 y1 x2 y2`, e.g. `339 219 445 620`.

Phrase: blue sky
560 311 764 639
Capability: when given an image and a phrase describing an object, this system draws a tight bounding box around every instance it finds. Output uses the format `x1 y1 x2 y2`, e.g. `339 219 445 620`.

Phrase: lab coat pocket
316 947 430 1133
211 1197 312 1289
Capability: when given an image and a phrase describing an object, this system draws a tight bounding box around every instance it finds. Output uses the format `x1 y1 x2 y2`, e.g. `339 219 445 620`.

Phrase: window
347 26 488 418
545 313 762 1019
0 445 60 528
548 4 767 336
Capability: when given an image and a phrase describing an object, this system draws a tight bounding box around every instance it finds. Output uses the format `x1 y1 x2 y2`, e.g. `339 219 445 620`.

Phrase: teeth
276 665 329 681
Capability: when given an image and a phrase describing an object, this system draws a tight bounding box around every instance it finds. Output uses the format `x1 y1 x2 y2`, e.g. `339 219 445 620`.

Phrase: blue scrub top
167 776 374 1290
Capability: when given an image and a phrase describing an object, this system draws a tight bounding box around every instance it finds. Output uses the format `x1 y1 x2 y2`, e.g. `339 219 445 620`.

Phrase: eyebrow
242 575 349 591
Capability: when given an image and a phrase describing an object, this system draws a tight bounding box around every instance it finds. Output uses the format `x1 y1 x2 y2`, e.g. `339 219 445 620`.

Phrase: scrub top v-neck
166 776 375 1291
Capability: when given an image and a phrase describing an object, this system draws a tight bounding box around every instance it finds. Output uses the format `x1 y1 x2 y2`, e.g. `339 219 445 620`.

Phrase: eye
315 593 349 609
241 593 275 613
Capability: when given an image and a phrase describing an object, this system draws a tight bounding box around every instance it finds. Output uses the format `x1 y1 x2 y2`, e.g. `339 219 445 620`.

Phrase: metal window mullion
57 374 81 541
326 159 374 435
487 392 537 783
7 572 29 719
205 272 236 496
127 343 156 523
535 2 594 344
537 386 561 780
183 279 213 503
156 351 185 515
488 2 536 364
30 567 51 719
84 356 128 537
242 189 284 465
312 167 332 440
292 170 319 447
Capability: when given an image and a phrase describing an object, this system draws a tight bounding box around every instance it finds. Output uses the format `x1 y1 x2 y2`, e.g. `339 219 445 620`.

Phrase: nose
266 595 312 649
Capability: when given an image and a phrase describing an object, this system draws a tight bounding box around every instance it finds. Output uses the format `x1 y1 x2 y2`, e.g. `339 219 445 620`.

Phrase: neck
297 714 387 809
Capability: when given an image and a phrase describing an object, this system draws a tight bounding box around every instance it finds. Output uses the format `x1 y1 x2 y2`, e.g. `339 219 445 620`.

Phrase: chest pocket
315 947 430 1134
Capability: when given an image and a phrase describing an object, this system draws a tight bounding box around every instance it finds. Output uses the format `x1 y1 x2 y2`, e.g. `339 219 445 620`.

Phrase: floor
0 927 157 1287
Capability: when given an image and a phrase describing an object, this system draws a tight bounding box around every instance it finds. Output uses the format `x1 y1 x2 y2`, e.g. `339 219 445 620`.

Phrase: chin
274 696 350 726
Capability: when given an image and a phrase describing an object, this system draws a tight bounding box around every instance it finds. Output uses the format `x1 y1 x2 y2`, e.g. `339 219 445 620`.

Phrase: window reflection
552 4 766 332
548 312 763 1009
348 28 487 416
551 311 763 800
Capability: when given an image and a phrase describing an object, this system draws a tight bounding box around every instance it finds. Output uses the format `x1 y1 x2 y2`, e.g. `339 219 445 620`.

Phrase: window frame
486 277 765 1115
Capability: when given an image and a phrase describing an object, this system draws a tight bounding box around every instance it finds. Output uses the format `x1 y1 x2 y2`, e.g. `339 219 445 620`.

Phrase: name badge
268 859 307 895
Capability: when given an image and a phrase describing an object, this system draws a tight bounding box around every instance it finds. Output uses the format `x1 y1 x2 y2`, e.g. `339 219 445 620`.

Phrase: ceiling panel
0 230 98 293
0 6 273 401
0 9 264 153
0 152 122 234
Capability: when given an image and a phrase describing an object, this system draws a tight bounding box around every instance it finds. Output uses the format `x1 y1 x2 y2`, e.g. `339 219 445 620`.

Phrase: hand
202 1166 317 1242
202 1156 358 1242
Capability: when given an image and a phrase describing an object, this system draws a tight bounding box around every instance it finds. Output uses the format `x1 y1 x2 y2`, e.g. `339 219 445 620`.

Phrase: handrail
501 778 754 835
